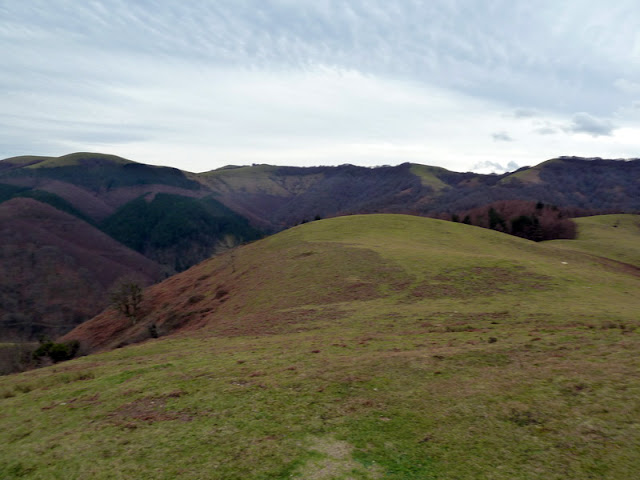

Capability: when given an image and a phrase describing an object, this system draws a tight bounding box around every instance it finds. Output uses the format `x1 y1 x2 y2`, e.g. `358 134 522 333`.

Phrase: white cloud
470 160 520 174
567 112 615 137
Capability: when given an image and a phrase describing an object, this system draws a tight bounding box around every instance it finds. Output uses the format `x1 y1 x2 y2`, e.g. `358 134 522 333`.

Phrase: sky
1 1 639 173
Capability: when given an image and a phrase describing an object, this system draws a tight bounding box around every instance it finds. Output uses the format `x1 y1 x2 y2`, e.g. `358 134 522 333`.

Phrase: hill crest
62 213 640 352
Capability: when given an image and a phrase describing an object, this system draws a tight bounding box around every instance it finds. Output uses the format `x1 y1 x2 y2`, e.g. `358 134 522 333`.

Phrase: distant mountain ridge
198 156 640 228
2 152 639 230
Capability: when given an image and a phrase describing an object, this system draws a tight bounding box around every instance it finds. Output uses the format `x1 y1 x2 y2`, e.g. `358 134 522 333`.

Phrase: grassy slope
24 153 134 169
500 158 563 184
548 214 640 267
408 164 449 191
198 165 330 208
202 163 448 196
0 153 133 170
0 156 52 168
2 214 640 479
199 165 294 196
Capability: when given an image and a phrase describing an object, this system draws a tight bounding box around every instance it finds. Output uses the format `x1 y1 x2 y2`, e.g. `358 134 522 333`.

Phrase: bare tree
110 281 143 324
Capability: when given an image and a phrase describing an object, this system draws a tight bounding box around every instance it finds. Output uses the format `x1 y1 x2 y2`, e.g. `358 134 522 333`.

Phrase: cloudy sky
1 1 639 173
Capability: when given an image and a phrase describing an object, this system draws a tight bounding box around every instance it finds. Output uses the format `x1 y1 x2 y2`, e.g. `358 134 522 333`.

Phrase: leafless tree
110 281 143 324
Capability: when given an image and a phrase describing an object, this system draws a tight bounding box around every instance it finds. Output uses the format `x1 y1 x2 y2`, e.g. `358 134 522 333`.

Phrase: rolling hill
548 214 640 267
2 214 637 478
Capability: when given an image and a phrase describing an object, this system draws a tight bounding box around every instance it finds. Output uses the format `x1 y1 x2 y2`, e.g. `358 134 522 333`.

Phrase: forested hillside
0 198 163 343
102 193 261 272
199 156 640 228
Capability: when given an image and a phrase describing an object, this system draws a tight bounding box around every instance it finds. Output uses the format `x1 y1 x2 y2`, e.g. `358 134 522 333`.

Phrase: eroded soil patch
294 436 383 480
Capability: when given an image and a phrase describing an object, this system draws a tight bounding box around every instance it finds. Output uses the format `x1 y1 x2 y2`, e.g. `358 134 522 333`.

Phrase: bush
33 340 80 363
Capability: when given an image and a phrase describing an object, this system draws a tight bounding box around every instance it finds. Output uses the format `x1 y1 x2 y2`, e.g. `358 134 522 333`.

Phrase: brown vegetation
450 200 577 241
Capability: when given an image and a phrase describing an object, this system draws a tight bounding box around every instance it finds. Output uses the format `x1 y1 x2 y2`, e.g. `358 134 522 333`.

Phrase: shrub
33 340 80 363
187 294 205 304
148 323 159 339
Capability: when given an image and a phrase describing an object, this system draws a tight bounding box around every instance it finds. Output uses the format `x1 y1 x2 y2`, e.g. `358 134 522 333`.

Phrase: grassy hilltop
2 214 640 479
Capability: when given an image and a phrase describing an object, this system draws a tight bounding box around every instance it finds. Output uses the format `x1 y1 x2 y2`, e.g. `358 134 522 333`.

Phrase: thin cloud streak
492 132 514 142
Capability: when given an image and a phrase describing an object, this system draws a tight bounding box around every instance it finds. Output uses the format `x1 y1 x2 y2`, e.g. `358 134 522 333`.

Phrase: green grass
202 164 280 178
409 164 449 191
548 214 640 267
23 152 133 169
2 214 640 479
199 164 284 194
500 158 565 184
199 164 323 197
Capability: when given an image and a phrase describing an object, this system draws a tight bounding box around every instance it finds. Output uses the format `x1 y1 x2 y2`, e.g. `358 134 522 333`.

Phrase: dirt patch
585 254 640 278
107 392 191 427
41 393 101 411
294 436 383 480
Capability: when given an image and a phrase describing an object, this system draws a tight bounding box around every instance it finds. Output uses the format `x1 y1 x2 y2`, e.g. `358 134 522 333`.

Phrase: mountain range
1 152 638 341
